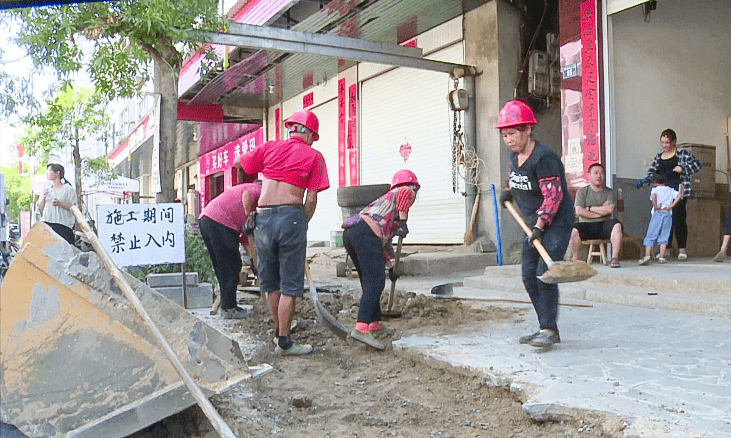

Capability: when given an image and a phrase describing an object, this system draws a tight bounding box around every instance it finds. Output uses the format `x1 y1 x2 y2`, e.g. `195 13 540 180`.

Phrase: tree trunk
155 60 179 203
73 126 83 211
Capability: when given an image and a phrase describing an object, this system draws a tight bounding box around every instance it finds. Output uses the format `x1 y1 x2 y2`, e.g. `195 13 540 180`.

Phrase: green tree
10 0 225 203
20 84 112 208
1 164 32 223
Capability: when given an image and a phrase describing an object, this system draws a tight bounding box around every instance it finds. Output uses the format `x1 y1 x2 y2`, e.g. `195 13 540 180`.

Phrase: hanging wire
513 0 548 96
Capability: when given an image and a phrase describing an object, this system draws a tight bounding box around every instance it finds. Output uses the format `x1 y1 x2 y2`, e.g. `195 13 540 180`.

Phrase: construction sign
97 203 185 267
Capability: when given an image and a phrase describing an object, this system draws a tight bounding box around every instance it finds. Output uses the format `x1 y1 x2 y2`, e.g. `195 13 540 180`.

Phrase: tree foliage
11 0 225 202
20 84 112 205
1 164 32 223
13 0 223 98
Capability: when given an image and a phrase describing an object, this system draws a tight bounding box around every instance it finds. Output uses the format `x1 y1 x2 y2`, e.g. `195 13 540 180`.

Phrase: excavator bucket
0 223 251 438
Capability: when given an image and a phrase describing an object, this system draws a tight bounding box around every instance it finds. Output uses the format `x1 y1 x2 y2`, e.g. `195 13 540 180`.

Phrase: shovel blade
430 283 455 296
310 288 349 340
538 260 598 284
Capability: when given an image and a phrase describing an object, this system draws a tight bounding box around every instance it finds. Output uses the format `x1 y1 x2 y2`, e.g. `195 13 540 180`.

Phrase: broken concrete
0 223 251 438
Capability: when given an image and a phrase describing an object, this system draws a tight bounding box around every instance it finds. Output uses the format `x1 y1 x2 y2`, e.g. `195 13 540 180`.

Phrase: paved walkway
310 252 731 437
394 299 731 437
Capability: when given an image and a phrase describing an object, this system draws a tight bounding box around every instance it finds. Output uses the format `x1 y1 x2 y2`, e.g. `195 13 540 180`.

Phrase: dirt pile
129 288 626 438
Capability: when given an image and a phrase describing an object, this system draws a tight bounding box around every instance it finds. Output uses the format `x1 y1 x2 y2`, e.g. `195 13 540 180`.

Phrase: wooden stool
583 239 609 265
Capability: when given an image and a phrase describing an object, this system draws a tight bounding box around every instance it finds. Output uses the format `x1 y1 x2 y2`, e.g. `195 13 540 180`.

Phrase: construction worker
198 182 261 319
239 109 329 356
341 169 419 350
497 100 574 348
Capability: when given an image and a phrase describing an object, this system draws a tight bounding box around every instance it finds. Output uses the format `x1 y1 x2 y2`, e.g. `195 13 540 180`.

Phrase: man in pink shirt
198 182 262 319
240 109 330 356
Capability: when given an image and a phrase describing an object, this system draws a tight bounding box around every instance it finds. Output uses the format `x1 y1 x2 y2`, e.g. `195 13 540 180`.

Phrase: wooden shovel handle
503 201 555 267
387 236 403 312
70 207 237 438
468 193 480 229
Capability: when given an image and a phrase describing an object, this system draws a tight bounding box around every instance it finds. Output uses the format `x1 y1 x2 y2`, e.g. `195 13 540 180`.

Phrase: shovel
304 263 349 340
504 201 597 284
430 283 592 308
383 235 404 318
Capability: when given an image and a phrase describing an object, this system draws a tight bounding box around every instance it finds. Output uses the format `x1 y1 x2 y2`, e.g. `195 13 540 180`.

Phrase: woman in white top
37 163 77 245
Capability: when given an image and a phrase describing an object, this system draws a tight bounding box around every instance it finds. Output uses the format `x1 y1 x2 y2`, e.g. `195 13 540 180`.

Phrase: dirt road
130 274 625 438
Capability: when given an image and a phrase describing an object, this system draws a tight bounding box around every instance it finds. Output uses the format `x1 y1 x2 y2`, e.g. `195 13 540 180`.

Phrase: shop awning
82 175 140 194
177 0 477 124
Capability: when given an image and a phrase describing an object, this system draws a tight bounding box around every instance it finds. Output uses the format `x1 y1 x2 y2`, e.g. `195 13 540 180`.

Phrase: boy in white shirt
639 174 682 265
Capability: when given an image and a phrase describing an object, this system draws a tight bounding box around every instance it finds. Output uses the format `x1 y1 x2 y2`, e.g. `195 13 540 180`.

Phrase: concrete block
147 272 198 288
187 283 214 309
153 284 214 309
154 286 185 307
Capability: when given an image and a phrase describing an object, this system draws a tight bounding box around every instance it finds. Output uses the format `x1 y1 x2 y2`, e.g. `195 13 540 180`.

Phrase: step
464 263 731 317
476 263 731 298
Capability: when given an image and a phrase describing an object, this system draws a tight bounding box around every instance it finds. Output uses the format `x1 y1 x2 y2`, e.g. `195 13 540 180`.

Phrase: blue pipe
490 184 503 266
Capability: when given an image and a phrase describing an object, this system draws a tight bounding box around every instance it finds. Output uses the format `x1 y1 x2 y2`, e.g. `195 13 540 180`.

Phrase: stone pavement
309 249 731 437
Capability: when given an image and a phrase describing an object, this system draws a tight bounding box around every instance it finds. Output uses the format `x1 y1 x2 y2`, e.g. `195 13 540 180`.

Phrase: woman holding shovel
497 100 574 348
342 169 419 350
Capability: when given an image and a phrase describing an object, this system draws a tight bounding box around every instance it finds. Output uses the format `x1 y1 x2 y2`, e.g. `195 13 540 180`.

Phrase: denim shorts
254 205 307 297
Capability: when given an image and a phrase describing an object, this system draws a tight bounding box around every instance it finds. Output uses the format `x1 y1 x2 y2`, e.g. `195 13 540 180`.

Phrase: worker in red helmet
341 169 420 350
239 108 329 356
496 100 574 348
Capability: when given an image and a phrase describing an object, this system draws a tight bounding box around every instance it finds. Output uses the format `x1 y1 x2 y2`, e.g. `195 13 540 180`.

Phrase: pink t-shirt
199 183 262 243
240 137 329 192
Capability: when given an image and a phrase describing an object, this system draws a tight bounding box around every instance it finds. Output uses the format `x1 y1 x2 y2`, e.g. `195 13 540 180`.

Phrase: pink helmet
494 100 537 129
391 169 420 191
285 109 319 141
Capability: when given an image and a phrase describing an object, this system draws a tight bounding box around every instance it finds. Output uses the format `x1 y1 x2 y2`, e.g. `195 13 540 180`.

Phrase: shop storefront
199 127 263 208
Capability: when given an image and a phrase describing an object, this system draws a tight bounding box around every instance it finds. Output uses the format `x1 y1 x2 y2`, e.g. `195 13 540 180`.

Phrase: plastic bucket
330 230 343 247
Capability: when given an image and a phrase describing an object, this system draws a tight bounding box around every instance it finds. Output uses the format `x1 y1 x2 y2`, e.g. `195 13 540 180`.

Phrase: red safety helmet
284 109 320 141
391 169 420 191
494 100 537 129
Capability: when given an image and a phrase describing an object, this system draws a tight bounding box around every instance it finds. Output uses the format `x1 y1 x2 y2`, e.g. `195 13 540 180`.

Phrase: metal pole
463 75 478 230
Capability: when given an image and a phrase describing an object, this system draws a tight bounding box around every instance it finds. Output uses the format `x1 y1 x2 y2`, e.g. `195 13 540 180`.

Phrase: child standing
639 174 682 265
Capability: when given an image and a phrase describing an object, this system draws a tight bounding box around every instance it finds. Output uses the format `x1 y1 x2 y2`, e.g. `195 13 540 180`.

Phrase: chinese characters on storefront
580 0 601 177
97 203 185 267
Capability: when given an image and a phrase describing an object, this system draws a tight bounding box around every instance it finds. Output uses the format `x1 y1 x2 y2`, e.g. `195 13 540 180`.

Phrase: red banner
580 0 601 177
338 78 347 187
274 107 281 140
348 84 358 186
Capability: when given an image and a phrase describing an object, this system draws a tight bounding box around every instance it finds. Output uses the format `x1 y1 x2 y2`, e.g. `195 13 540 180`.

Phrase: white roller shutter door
360 43 464 244
304 100 340 243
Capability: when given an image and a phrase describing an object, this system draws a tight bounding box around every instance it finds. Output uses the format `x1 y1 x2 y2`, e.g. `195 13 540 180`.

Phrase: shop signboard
199 128 263 178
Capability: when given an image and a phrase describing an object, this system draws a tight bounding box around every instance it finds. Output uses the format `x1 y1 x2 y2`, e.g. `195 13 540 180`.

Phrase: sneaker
520 331 561 344
677 252 688 261
529 329 560 348
713 251 726 262
274 342 313 356
222 306 250 320
368 324 394 338
638 256 651 266
350 329 385 350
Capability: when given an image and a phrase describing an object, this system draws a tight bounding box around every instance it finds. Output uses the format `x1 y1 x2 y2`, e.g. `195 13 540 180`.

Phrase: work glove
244 211 257 235
393 221 409 238
635 179 645 189
388 267 400 282
528 226 544 243
499 191 513 208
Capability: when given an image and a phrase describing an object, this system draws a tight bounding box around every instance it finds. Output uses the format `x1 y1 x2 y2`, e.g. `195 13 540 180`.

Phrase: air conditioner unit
528 51 550 97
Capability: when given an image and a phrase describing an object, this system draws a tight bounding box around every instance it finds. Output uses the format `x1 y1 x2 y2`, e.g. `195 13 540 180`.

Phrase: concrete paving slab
393 302 731 438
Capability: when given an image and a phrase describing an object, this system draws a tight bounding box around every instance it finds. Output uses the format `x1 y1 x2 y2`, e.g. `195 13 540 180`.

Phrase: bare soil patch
130 281 625 438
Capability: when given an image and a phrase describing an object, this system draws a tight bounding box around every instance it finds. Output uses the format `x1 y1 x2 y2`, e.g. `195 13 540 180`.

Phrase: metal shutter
360 43 464 244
